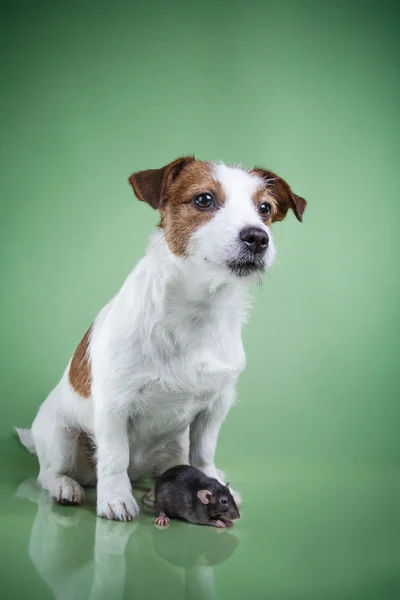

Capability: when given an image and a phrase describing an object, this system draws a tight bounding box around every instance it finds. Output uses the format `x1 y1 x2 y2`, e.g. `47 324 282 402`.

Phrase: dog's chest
131 338 243 433
140 348 238 401
138 309 244 389
125 288 246 439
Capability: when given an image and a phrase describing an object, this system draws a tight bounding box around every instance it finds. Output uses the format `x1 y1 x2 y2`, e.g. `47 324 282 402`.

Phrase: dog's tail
15 427 36 455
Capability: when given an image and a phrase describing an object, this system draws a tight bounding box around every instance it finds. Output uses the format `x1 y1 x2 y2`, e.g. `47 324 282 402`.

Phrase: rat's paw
211 519 227 528
97 492 140 521
154 516 170 529
221 519 234 528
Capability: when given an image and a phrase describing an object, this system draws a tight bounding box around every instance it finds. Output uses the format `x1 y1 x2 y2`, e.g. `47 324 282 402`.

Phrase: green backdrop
1 1 399 599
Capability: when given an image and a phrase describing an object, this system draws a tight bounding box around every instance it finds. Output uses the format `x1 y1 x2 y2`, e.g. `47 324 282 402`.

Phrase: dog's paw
51 476 84 505
97 493 140 522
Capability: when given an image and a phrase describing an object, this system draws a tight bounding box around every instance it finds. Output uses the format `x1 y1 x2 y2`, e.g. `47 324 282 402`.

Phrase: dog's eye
220 498 227 505
259 202 271 217
193 193 215 209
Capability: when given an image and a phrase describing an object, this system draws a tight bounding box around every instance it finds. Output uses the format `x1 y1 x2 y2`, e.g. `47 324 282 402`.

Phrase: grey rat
136 465 240 529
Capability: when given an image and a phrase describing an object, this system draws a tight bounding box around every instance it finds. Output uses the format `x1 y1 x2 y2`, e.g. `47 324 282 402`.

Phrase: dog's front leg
95 397 139 521
189 383 241 505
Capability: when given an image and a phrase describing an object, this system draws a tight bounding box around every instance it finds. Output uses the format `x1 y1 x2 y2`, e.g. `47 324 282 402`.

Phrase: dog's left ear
129 156 195 210
252 168 307 222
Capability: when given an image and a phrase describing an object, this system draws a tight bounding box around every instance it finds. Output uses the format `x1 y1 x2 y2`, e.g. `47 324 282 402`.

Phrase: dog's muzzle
227 227 268 276
239 227 269 254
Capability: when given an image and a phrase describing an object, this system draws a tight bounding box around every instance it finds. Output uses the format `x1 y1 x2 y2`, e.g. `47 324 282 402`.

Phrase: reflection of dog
17 478 239 600
16 479 135 600
16 157 306 520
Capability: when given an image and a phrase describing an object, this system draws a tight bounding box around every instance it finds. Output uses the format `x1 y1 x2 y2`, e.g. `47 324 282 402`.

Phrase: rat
135 465 240 529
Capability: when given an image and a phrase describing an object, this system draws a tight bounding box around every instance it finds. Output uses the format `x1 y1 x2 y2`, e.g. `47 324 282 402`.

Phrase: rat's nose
232 509 240 520
240 227 269 254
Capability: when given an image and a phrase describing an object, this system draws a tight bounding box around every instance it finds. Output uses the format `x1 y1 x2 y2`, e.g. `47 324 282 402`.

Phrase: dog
16 156 306 521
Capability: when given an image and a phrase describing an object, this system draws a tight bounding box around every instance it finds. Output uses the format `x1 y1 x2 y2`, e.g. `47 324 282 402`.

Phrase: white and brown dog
17 156 306 521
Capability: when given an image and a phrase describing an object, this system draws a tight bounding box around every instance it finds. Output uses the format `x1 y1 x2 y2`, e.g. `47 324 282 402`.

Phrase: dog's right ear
128 156 194 210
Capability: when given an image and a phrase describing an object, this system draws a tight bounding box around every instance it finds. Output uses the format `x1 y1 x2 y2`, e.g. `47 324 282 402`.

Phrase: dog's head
129 157 306 278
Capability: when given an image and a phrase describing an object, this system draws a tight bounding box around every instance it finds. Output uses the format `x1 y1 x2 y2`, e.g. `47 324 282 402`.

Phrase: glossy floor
1 437 399 600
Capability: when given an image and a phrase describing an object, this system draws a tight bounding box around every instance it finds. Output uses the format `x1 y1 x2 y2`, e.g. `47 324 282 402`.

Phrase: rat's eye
220 498 228 505
193 193 215 210
259 202 271 217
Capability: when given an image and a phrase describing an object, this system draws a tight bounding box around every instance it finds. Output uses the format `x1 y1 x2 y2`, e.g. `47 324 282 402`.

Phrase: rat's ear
225 483 230 489
197 489 212 504
252 168 307 222
128 156 195 210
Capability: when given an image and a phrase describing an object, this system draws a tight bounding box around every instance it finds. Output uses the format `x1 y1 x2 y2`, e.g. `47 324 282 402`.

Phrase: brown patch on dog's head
69 327 92 398
129 156 195 210
129 157 225 256
160 160 226 255
252 168 307 223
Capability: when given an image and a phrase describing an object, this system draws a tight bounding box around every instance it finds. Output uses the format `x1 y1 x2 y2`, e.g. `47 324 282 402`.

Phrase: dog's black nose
240 227 269 254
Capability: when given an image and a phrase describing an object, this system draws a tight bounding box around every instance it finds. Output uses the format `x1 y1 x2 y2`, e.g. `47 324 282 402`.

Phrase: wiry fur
16 158 305 520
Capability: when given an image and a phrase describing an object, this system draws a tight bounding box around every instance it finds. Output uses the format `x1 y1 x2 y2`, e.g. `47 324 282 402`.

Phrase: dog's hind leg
32 398 85 505
35 426 85 505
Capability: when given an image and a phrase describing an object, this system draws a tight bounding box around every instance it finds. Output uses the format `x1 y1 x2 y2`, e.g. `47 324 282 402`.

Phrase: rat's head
197 483 240 521
129 157 306 279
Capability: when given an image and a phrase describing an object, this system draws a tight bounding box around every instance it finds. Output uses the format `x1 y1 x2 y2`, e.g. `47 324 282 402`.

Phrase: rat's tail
133 485 155 508
15 427 37 455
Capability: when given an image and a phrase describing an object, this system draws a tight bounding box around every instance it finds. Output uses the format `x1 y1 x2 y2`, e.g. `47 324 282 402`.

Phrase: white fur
17 164 276 520
15 478 136 600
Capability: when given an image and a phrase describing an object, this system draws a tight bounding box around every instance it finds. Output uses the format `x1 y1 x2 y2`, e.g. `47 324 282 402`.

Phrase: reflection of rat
153 521 239 567
136 465 240 529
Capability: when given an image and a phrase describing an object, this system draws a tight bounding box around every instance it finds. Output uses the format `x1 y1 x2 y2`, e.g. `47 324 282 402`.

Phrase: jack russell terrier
17 156 307 521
